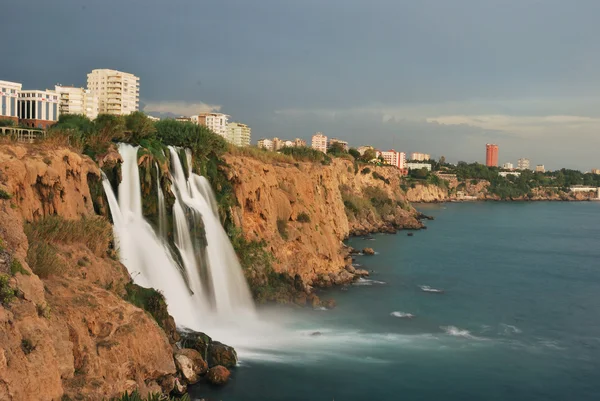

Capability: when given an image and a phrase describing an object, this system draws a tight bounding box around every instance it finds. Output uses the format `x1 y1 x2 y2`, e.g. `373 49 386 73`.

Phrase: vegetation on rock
109 391 190 401
0 273 16 305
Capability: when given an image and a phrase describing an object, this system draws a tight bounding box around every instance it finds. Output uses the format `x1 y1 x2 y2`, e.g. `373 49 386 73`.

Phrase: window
37 101 43 119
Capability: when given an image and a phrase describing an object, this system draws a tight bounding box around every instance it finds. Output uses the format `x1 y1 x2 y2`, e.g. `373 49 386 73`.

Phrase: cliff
0 143 176 400
224 156 422 289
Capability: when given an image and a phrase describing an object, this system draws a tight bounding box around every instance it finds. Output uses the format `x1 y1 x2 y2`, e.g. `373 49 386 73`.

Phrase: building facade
192 113 229 138
311 132 327 153
379 150 406 169
87 69 139 115
293 138 306 147
18 90 59 128
485 144 499 167
54 85 99 120
406 162 432 171
502 162 514 170
536 165 545 173
329 138 349 151
257 138 274 150
410 152 431 161
227 122 251 147
518 158 530 170
0 80 21 123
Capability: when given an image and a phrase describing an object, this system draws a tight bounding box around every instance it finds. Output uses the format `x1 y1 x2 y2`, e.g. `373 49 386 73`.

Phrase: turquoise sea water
193 202 600 401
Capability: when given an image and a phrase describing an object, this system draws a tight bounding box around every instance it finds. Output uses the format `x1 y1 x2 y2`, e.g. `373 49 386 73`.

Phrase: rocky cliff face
224 156 422 288
0 143 176 400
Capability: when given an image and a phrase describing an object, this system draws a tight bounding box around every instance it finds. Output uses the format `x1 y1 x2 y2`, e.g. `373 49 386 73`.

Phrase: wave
499 323 522 335
391 311 414 319
353 278 386 286
441 326 480 340
420 285 444 293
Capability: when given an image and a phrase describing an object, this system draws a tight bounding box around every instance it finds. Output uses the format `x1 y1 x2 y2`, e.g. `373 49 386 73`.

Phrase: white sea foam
420 285 444 293
391 311 415 319
499 324 522 335
441 326 480 340
353 278 386 286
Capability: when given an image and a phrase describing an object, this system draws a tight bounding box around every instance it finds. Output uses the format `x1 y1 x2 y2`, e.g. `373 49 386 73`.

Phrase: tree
125 111 156 143
361 148 377 162
327 141 347 155
348 147 360 159
0 119 16 127
439 156 446 165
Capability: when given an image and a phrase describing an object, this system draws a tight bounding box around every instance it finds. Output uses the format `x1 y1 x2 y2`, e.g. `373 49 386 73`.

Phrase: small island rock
174 348 208 385
206 365 231 385
363 247 375 255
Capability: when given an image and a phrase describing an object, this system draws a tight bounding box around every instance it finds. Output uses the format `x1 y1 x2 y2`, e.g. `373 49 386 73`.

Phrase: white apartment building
357 146 374 156
410 152 431 161
502 162 514 170
329 138 349 151
0 80 22 122
536 165 545 173
311 132 327 153
87 69 139 115
518 158 530 170
406 162 432 171
499 171 521 178
258 138 274 150
18 90 60 128
378 150 406 169
227 122 251 147
294 138 306 147
192 113 229 138
54 85 99 120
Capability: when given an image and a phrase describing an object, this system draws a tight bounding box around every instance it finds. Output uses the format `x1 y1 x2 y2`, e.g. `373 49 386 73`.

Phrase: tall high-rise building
17 90 60 128
485 144 499 167
379 150 406 168
410 152 431 161
0 80 21 123
517 158 530 170
227 122 251 147
54 85 99 120
192 113 229 138
87 69 139 115
311 132 327 153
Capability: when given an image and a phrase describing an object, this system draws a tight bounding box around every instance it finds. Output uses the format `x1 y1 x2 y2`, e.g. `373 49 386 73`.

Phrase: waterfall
155 163 168 240
102 143 254 331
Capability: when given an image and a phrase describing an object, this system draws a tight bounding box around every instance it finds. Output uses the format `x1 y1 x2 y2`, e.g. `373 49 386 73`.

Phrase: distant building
87 69 139 115
536 165 545 173
591 168 600 175
175 116 192 123
17 90 59 129
518 158 530 170
311 132 327 153
329 138 349 151
406 162 432 171
272 137 286 151
192 113 229 138
410 152 431 161
227 122 251 147
0 80 22 123
147 115 160 122
283 140 294 148
485 144 499 167
499 171 521 178
293 138 306 147
357 146 374 156
379 150 406 169
54 85 99 120
502 162 514 170
257 138 273 150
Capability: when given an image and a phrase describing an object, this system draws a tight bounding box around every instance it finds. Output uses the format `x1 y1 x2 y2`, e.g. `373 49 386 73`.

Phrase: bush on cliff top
109 391 190 401
123 282 171 331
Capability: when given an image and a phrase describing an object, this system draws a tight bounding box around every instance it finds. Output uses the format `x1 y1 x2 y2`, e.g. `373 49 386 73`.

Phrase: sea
192 202 600 401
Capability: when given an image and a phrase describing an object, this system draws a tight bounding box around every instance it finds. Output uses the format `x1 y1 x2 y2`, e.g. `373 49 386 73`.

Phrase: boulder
172 377 187 395
362 247 375 255
294 292 307 306
206 365 231 386
354 268 369 277
178 330 212 361
323 298 337 309
208 342 238 368
307 293 321 308
174 348 208 385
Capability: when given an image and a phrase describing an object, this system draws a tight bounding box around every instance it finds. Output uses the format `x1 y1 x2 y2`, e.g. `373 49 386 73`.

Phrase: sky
3 0 600 170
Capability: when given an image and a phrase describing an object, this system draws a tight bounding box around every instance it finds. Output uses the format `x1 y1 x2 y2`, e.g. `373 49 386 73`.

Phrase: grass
228 145 295 164
26 242 66 278
25 215 112 256
277 218 289 240
0 189 12 200
0 274 16 305
296 212 311 223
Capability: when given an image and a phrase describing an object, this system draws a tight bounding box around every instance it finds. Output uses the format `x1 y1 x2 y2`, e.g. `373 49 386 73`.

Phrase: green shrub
280 146 331 164
297 212 311 223
21 338 35 354
0 274 16 305
123 283 170 331
0 189 11 200
361 168 371 175
372 171 390 184
277 219 289 240
109 390 190 401
10 258 30 276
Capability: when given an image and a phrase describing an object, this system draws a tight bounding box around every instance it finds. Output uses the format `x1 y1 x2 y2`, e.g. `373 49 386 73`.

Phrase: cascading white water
155 163 168 240
103 143 253 333
168 146 255 317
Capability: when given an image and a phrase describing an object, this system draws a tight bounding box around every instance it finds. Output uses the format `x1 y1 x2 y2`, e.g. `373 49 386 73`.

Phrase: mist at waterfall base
194 202 600 401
